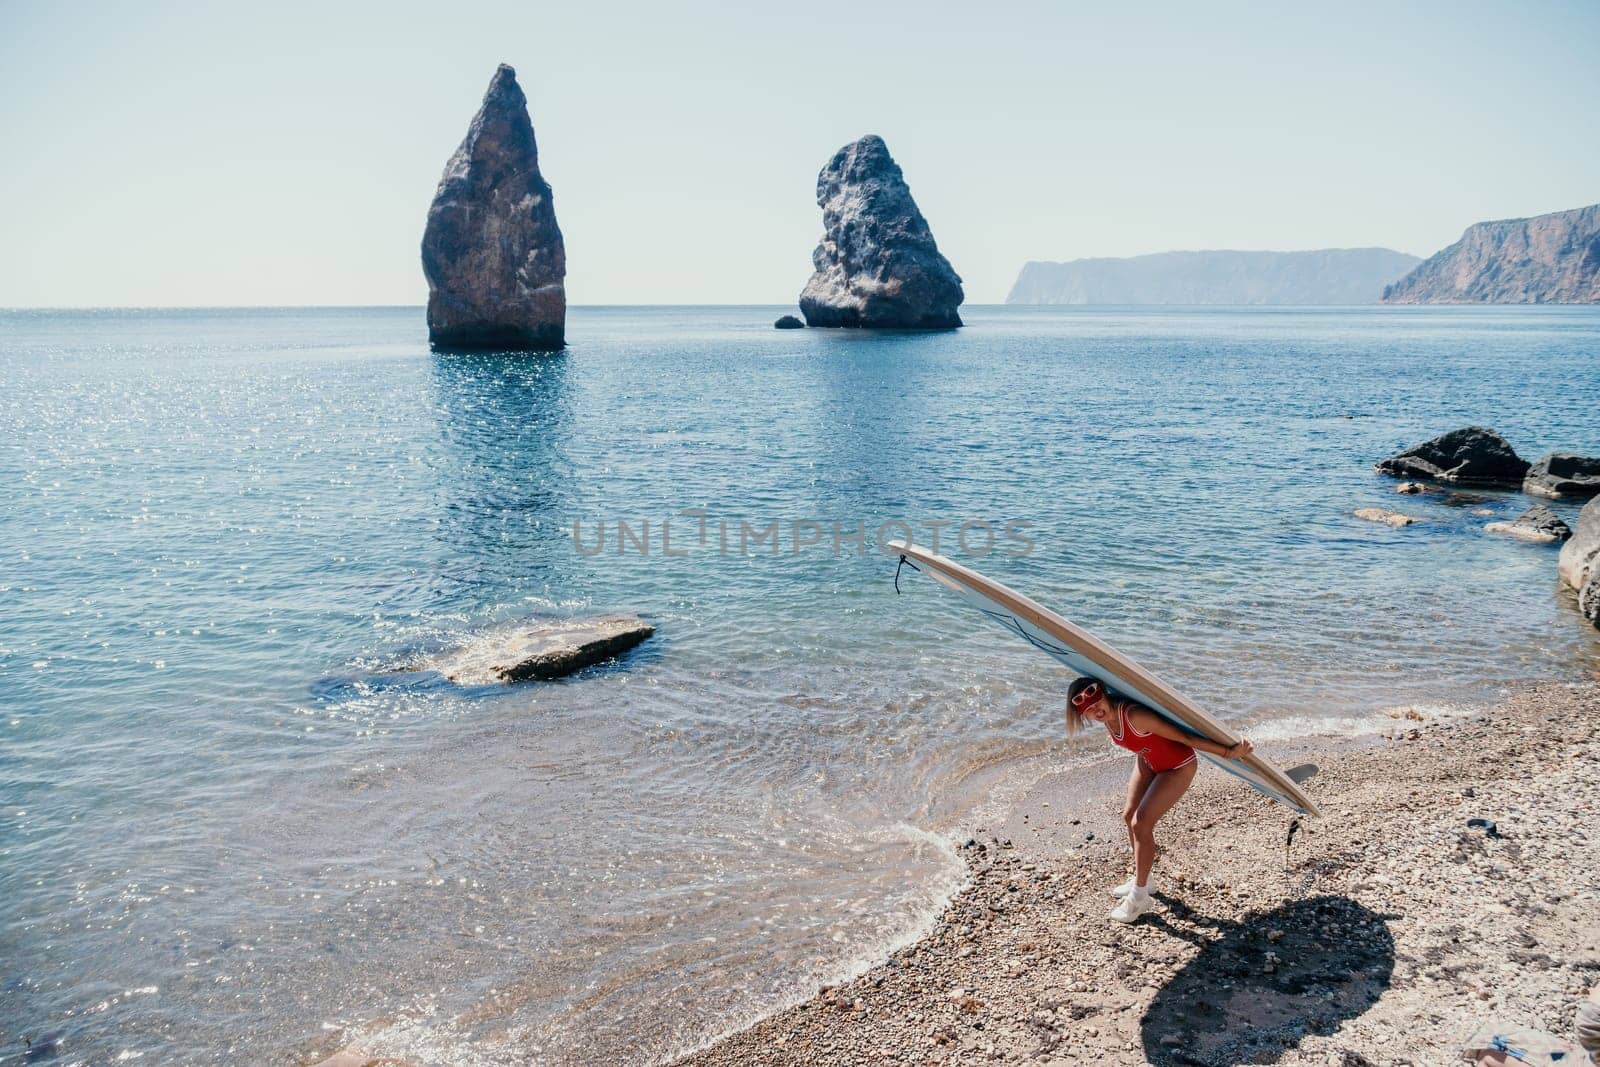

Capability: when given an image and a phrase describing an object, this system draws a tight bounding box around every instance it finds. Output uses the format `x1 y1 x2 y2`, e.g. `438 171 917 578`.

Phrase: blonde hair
1065 676 1102 736
1065 701 1084 736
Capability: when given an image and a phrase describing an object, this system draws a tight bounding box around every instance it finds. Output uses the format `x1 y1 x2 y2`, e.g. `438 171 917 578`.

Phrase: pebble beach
677 680 1600 1066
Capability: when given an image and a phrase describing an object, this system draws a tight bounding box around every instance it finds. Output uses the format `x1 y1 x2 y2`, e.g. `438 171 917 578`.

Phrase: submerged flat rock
798 135 963 329
1355 507 1421 528
427 614 654 684
1484 505 1571 543
422 64 566 350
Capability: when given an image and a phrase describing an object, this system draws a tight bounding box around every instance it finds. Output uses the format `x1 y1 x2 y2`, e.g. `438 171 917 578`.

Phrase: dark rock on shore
774 314 805 329
1559 496 1600 598
1484 505 1571 543
422 64 566 351
798 135 963 329
1382 202 1600 304
1524 453 1600 500
1375 427 1529 487
425 614 654 684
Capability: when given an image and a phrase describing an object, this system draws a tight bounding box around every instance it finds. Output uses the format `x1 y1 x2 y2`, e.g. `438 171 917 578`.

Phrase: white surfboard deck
888 540 1321 817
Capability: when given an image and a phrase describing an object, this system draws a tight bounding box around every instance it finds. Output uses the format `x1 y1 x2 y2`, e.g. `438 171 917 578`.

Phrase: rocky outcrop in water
1559 497 1600 598
422 64 566 350
1007 248 1420 305
1382 203 1600 304
425 614 654 684
1562 497 1600 629
774 315 805 330
1524 453 1600 500
798 136 963 329
1484 505 1571 543
1375 427 1529 487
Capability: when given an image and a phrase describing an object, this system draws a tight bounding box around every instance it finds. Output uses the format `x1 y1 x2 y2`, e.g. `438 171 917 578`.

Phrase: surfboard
888 540 1321 817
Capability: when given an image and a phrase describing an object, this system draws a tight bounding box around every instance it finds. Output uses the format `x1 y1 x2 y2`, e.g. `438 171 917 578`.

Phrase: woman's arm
1124 705 1254 759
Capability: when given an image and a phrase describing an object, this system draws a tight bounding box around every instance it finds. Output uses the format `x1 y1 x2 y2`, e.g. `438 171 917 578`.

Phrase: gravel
675 681 1600 1066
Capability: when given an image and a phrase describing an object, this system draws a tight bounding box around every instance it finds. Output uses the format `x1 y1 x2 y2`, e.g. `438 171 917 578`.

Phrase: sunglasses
1070 682 1103 710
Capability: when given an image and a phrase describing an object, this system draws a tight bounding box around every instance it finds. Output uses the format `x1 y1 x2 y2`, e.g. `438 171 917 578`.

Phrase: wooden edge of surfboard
888 540 1322 818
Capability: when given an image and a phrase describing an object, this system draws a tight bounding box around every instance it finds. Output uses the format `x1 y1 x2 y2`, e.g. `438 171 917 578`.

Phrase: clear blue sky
2 0 1597 306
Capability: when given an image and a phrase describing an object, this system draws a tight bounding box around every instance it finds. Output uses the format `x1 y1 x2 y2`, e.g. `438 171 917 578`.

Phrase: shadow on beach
1140 894 1395 1066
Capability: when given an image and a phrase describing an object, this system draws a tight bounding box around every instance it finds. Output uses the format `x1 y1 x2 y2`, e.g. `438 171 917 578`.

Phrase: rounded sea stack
798 135 963 329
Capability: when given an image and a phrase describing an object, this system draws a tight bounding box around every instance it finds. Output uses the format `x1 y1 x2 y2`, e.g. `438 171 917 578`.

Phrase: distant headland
1381 202 1600 305
1007 202 1600 308
1005 248 1420 306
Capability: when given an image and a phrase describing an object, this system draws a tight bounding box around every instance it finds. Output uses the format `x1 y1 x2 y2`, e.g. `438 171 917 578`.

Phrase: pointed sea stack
422 64 566 350
798 136 963 329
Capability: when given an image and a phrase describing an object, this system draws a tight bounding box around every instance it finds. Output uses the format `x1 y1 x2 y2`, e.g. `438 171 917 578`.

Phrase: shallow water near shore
3 305 1599 1064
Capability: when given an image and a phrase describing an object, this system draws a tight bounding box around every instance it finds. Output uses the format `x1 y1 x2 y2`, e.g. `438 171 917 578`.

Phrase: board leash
893 553 921 594
1284 815 1326 898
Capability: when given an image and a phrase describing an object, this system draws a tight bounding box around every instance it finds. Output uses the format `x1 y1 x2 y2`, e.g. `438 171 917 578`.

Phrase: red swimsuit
1108 698 1196 772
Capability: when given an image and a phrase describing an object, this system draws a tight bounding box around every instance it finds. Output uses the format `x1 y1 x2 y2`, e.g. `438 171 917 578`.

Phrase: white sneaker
1108 876 1155 898
1109 890 1156 924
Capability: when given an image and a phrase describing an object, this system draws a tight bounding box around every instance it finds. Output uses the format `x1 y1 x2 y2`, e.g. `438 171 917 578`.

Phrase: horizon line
9 302 1600 313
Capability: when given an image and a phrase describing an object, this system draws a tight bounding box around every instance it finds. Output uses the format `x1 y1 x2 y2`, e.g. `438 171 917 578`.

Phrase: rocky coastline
1382 202 1600 305
675 681 1600 1067
1374 427 1600 630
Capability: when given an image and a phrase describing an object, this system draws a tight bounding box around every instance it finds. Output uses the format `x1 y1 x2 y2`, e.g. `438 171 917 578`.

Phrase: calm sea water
3 305 1598 1065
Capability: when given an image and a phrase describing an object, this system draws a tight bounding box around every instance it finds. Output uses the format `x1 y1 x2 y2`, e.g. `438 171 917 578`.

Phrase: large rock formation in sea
798 135 963 329
1375 427 1529 488
422 64 566 350
1006 248 1420 305
1381 203 1600 304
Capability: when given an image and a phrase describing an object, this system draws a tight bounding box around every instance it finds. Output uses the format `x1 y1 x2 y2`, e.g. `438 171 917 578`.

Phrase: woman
1066 676 1254 923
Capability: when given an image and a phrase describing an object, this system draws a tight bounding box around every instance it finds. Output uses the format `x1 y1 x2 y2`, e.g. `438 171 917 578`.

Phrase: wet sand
676 680 1600 1066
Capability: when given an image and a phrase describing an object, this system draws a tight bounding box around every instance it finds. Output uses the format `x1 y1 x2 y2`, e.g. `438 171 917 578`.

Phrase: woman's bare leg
1129 761 1197 888
1122 757 1156 874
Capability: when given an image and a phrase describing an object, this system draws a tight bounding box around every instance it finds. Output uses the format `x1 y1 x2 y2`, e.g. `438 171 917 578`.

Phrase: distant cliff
1382 203 1600 304
1006 248 1420 305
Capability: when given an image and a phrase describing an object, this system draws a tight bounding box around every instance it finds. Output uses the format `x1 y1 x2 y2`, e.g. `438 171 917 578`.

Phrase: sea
3 305 1598 1065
